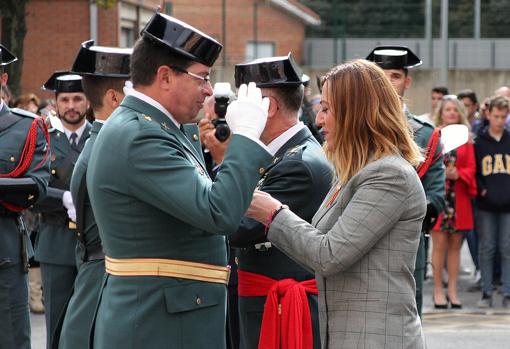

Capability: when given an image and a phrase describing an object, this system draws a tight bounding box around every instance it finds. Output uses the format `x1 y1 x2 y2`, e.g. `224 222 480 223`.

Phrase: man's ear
156 65 173 91
104 89 123 109
0 72 8 86
405 75 412 90
267 96 279 119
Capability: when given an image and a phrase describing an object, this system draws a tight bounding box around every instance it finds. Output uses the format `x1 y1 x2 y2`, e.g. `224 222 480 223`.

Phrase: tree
0 0 28 98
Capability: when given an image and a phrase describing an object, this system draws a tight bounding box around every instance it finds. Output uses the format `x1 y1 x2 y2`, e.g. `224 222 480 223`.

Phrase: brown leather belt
105 256 230 285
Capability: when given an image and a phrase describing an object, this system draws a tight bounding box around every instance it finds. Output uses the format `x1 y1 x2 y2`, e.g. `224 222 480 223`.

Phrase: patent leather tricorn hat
366 46 422 69
0 44 18 66
235 53 305 88
42 72 84 93
141 12 222 67
71 40 132 77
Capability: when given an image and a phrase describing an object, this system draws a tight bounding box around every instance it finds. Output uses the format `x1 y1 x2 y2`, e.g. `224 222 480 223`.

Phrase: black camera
212 82 232 142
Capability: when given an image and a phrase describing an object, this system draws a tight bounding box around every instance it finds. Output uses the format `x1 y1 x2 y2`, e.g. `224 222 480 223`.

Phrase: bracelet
264 204 289 235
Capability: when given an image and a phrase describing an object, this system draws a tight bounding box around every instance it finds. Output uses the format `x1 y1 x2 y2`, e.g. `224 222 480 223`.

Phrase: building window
119 1 157 48
246 42 275 61
120 26 135 48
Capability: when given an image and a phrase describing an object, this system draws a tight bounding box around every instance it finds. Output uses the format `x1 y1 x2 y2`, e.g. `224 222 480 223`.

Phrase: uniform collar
63 120 87 143
267 121 306 156
123 82 180 129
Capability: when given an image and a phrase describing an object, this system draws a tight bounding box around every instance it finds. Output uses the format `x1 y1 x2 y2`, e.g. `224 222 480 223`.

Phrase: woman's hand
246 190 282 225
445 164 459 180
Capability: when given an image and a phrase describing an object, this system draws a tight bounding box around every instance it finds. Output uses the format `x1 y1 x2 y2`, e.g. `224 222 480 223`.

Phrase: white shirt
64 121 88 145
267 122 306 156
123 81 180 128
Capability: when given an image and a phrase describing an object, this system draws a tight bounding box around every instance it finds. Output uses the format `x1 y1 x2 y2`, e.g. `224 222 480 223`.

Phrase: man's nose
203 81 213 96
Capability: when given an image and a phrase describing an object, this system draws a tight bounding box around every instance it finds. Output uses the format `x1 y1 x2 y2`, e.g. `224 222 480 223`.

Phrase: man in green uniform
0 44 50 349
33 72 91 348
228 54 333 349
367 46 446 316
87 13 272 348
56 40 132 349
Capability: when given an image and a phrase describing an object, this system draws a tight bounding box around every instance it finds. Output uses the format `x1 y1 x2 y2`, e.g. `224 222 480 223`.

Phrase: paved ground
422 242 510 348
30 243 510 349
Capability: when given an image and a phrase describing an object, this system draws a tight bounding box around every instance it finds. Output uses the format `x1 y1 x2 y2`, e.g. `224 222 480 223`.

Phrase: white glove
67 208 77 222
225 82 270 140
62 191 76 221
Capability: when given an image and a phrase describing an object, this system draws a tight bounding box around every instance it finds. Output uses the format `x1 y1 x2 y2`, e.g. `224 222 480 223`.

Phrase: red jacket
434 142 477 231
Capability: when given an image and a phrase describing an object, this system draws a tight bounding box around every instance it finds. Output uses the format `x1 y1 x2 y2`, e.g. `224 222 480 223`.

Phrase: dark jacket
475 127 510 212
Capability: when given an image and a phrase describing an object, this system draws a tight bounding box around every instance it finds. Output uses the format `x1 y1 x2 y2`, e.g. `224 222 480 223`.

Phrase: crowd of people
1 10 510 349
420 84 510 310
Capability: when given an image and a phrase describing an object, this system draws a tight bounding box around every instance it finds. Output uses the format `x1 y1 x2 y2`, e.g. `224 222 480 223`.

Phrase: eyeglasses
170 66 211 87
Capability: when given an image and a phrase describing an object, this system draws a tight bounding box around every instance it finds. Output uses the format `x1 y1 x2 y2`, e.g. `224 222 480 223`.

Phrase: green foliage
301 0 510 38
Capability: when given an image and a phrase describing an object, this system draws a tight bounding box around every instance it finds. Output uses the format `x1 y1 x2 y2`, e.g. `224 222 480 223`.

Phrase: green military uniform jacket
58 120 104 349
87 95 272 349
33 120 91 349
229 127 333 349
406 109 445 316
0 103 50 349
34 122 92 266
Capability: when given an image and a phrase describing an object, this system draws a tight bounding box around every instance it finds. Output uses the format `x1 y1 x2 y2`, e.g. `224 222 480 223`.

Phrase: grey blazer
267 155 427 349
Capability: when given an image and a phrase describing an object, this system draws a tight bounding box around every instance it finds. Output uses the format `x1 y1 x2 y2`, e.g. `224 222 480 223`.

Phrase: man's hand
225 83 269 140
62 191 76 222
198 118 229 164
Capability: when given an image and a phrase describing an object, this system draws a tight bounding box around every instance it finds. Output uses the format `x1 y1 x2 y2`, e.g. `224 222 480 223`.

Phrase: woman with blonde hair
431 95 477 309
247 59 427 348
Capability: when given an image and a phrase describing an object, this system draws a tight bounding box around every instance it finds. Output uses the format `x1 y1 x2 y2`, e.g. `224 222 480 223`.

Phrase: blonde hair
432 95 470 129
322 59 423 185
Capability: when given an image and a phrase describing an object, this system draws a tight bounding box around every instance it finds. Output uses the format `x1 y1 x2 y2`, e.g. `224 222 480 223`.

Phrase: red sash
238 269 318 349
0 116 50 212
416 127 442 179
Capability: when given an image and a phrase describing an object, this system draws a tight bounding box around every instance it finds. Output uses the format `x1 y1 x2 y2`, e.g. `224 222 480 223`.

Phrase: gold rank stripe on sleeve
105 256 231 285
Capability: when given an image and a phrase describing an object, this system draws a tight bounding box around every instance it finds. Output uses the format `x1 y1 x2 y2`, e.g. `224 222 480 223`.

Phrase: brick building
16 0 319 97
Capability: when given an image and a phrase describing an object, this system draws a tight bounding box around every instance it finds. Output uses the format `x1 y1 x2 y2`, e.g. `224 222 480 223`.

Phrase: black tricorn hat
366 46 422 69
235 53 304 88
42 71 84 93
71 40 132 77
141 12 222 67
0 44 18 66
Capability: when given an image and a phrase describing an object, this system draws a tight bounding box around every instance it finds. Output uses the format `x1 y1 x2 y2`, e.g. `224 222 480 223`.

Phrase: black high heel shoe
433 295 448 309
446 295 462 309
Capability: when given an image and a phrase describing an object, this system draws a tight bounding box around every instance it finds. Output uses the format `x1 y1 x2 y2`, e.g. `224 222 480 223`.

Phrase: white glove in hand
67 208 77 222
225 82 270 140
62 191 76 221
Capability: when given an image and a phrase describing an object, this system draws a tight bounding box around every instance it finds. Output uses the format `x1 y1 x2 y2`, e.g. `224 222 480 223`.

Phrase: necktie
70 132 78 147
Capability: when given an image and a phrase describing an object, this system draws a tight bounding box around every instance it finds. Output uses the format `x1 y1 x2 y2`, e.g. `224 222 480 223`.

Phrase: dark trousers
40 263 77 349
0 263 31 349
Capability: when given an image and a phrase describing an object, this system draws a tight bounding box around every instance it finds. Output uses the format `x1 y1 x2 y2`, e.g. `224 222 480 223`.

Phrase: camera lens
212 118 230 142
215 123 230 142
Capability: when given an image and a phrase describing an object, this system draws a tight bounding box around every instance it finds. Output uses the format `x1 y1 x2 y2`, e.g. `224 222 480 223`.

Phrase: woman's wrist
264 204 289 234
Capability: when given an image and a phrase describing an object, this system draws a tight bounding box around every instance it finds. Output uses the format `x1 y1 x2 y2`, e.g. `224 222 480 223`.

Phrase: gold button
76 232 81 237
258 168 265 175
28 195 34 201
9 156 15 162
51 169 56 175
196 297 202 305
192 134 198 141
